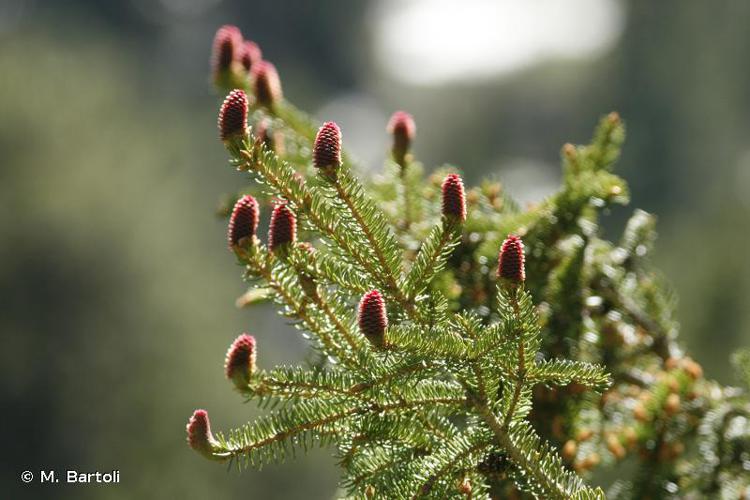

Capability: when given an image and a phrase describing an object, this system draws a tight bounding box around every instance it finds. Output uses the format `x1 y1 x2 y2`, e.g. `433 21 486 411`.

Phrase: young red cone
211 25 244 88
251 60 282 107
387 111 416 165
268 203 297 252
212 25 242 73
313 121 342 170
497 234 525 284
186 409 219 458
441 174 466 223
225 333 257 390
358 290 388 347
227 195 259 248
240 40 262 73
218 89 249 143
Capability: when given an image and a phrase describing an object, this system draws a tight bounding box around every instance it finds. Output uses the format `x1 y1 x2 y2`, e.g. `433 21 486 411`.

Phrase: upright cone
211 25 244 88
251 60 282 108
186 409 219 458
497 234 525 284
441 174 467 223
218 89 249 144
358 290 388 348
387 111 416 165
268 203 297 252
225 333 257 390
227 195 259 248
313 121 342 170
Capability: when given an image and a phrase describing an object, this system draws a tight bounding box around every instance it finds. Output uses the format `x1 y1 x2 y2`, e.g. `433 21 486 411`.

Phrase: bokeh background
2 0 749 498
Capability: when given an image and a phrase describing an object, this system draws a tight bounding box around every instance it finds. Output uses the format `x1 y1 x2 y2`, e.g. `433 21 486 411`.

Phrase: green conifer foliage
188 26 750 499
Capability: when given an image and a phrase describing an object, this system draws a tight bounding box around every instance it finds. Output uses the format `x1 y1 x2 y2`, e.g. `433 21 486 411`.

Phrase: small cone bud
212 25 242 72
211 25 244 88
562 143 577 160
268 203 297 252
441 174 466 222
251 60 282 107
313 121 342 170
607 111 621 126
577 428 594 442
562 440 577 460
667 376 680 393
683 358 703 380
225 333 257 390
458 477 472 496
227 195 259 248
633 402 649 422
240 40 262 73
665 357 680 370
218 89 249 143
575 453 600 472
606 434 626 460
664 393 680 416
358 290 387 347
497 234 525 283
624 427 638 449
186 409 219 458
386 111 416 165
365 485 376 499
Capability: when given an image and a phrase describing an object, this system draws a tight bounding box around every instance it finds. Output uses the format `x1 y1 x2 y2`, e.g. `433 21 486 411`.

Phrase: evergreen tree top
187 24 750 499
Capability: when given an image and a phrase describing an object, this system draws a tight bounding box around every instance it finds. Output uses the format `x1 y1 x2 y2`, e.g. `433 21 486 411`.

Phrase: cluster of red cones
195 24 530 460
227 195 297 255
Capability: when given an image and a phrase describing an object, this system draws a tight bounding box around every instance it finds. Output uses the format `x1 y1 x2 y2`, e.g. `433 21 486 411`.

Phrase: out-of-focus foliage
0 35 337 499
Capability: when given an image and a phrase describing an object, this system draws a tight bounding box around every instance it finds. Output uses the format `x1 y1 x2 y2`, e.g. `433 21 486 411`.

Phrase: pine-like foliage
189 26 750 499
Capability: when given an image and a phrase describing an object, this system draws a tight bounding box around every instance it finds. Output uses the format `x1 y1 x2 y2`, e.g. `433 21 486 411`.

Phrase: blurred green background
1 0 749 498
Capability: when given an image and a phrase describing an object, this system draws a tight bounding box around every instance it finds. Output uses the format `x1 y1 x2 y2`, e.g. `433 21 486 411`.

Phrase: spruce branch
285 245 362 352
473 397 598 499
247 367 362 404
189 26 750 499
237 146 391 293
215 395 468 467
319 166 409 308
411 430 493 499
387 322 470 360
402 220 461 301
236 242 356 367
527 359 611 392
